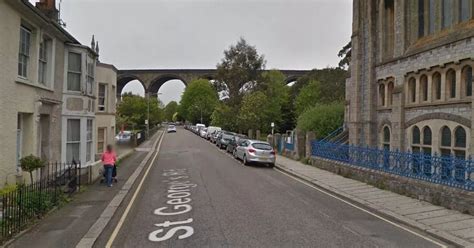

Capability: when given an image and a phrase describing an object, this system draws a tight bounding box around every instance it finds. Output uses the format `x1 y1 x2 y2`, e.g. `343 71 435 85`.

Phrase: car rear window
251 143 272 150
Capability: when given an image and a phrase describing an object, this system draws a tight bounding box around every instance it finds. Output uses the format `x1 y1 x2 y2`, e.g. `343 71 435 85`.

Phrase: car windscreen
251 143 272 150
222 134 234 139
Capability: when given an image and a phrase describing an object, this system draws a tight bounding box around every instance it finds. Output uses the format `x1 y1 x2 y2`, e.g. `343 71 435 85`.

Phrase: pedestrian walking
101 144 117 187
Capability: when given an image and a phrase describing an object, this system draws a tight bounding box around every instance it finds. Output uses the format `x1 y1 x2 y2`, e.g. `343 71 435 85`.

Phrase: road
98 127 444 248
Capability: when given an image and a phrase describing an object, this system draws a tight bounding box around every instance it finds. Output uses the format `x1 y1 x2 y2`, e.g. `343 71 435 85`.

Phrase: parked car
234 140 275 167
210 130 222 143
216 131 235 149
167 125 177 133
226 134 248 153
206 126 221 140
115 131 132 144
199 127 208 138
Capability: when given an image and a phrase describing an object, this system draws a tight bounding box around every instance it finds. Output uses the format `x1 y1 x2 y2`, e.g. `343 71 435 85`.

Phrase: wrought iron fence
311 141 474 191
0 161 81 243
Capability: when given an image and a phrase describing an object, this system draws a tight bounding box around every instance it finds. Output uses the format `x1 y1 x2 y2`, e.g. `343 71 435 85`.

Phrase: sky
33 0 352 104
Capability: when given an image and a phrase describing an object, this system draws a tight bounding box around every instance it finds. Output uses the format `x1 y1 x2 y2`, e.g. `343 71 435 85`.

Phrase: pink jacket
101 151 117 166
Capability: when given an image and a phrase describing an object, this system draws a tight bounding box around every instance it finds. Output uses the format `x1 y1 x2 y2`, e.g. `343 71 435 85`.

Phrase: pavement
275 155 474 247
94 128 447 248
6 131 162 248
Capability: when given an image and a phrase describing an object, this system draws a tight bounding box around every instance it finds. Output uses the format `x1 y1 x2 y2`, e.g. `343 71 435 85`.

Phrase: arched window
453 126 467 158
408 77 416 103
432 72 442 100
429 0 436 34
383 126 390 150
412 126 421 153
446 69 456 99
440 126 452 157
387 81 394 106
418 0 425 37
420 126 432 154
423 127 432 146
455 126 466 148
442 0 454 29
420 75 428 102
379 84 386 106
462 65 473 97
459 0 472 22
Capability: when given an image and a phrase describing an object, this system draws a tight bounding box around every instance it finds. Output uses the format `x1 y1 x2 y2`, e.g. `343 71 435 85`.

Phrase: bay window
67 52 82 91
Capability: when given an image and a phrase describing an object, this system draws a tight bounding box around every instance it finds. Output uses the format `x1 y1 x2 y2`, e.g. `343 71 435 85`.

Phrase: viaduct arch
117 69 310 101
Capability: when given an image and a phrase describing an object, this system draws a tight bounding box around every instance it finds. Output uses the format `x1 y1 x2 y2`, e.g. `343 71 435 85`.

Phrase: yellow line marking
105 132 165 248
274 169 448 248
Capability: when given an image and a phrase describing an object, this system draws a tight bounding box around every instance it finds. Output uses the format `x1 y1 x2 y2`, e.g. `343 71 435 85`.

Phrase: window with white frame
86 59 95 95
18 26 31 78
38 37 52 86
98 84 107 112
97 127 106 154
86 119 93 162
67 52 82 91
66 119 81 163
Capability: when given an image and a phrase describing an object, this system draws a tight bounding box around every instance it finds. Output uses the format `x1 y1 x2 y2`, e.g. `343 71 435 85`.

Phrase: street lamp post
147 92 162 139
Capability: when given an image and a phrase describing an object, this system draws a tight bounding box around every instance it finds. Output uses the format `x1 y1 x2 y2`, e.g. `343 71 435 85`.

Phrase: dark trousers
104 165 114 186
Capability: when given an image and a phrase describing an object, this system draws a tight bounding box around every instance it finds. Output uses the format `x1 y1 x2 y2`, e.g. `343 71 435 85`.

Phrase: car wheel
243 155 249 166
233 149 237 158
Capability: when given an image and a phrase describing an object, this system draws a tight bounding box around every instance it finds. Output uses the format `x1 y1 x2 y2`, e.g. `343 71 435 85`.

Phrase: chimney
36 0 59 23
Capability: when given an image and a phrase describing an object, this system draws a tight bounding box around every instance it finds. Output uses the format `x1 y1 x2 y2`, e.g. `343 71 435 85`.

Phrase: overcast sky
38 0 353 104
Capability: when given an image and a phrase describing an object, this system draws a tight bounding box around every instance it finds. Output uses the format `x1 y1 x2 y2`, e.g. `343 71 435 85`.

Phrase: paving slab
420 214 473 226
405 209 457 220
434 219 474 231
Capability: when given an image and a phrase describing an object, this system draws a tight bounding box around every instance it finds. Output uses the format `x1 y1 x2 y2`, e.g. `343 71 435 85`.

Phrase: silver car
234 140 276 167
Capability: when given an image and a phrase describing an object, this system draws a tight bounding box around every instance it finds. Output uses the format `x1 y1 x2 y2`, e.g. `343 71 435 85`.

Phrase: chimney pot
36 0 59 23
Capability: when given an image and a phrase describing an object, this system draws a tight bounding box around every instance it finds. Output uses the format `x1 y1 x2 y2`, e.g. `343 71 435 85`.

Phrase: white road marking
105 132 166 247
274 169 448 248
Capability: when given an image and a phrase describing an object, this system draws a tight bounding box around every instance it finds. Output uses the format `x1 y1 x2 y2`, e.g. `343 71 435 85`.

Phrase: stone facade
347 0 474 157
95 63 117 158
0 0 80 184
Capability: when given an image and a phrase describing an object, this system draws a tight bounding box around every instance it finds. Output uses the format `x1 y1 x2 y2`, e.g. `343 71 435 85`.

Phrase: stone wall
311 156 474 215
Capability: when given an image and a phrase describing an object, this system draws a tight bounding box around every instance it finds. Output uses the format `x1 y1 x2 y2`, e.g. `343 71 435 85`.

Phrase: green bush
19 155 46 183
296 103 344 139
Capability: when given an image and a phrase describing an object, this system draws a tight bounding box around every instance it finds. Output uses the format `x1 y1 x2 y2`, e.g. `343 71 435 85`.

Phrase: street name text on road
149 168 196 242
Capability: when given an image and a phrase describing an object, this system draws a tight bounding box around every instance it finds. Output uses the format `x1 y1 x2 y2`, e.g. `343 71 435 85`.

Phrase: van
206 126 222 140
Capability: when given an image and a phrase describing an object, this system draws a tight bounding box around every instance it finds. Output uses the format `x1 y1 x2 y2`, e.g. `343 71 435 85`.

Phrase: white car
199 128 207 138
115 131 132 144
167 125 177 133
206 126 222 140
234 140 276 167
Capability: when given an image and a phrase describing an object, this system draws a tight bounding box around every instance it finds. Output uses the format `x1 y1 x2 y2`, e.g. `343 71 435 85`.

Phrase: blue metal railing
311 141 474 191
285 142 294 151
320 126 344 143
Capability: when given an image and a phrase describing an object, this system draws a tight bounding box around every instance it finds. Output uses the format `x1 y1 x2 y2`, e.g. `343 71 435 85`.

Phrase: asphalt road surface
102 127 445 248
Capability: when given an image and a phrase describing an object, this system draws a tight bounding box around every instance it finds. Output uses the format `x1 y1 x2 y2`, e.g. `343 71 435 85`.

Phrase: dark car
216 131 235 149
226 134 248 154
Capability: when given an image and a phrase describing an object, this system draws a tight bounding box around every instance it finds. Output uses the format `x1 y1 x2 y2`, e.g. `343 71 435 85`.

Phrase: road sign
271 122 275 128
145 119 149 125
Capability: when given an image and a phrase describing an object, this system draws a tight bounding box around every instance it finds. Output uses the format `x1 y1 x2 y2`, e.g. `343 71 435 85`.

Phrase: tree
20 155 46 183
258 70 291 133
117 94 163 130
179 79 219 125
164 101 178 122
210 103 236 131
290 67 347 102
294 80 321 116
215 38 266 108
237 91 270 133
338 41 351 69
296 103 344 138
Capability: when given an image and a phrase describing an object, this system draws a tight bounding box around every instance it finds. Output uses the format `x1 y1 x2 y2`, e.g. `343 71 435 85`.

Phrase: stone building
95 62 117 156
60 41 98 165
0 0 83 184
346 0 474 157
